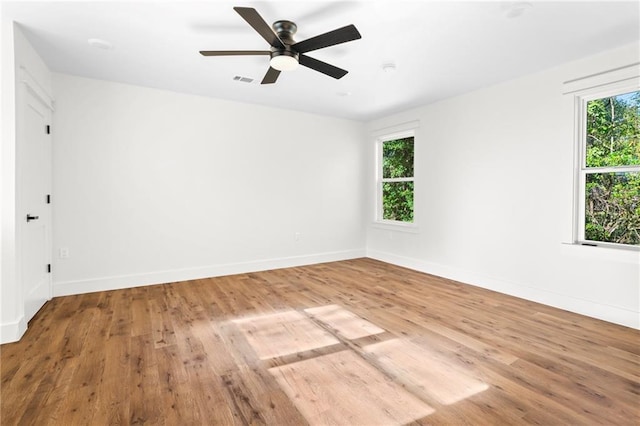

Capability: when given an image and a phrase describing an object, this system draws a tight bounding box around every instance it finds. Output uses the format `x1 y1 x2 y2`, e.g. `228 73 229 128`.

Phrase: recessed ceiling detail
502 2 533 19
382 63 397 73
87 38 112 50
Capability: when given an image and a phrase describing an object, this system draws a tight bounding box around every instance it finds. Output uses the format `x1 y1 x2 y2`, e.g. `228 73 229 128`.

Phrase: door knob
26 214 39 222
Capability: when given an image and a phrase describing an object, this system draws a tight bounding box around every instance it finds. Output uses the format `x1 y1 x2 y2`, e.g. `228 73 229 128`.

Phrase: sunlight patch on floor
304 304 385 340
269 350 435 426
232 310 339 360
233 305 489 424
363 338 489 405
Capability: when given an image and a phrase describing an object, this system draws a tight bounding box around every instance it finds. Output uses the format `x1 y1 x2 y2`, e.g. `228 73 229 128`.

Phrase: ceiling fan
199 7 362 84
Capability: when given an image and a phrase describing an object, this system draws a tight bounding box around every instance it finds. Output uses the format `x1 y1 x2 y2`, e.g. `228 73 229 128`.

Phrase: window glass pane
585 172 640 245
383 137 414 178
586 91 640 167
382 181 414 222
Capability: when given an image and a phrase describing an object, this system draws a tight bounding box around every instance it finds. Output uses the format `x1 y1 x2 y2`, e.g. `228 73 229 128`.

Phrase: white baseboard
44 247 639 332
0 315 27 344
53 249 366 297
367 249 639 330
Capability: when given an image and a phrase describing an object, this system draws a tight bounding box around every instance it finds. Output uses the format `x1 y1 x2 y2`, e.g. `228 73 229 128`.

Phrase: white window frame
573 80 640 250
374 128 417 230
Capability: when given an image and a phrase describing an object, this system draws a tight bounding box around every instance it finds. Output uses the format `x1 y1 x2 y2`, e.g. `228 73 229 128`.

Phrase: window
377 133 415 224
576 87 639 248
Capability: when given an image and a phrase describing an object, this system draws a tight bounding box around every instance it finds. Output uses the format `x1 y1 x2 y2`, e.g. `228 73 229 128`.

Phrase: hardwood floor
1 258 639 425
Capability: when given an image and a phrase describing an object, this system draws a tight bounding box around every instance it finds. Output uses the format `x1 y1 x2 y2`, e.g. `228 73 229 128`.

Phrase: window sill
560 242 640 264
372 221 420 233
577 240 640 252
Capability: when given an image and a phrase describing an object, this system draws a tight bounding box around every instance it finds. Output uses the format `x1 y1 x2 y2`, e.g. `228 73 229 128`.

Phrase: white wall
0 22 53 343
52 74 366 295
366 42 640 329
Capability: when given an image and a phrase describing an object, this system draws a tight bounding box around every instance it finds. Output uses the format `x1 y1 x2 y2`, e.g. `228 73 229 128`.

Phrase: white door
19 85 53 322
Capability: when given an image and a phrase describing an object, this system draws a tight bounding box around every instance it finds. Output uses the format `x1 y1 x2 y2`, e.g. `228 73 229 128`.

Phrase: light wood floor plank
269 350 434 425
1 258 638 425
305 304 386 340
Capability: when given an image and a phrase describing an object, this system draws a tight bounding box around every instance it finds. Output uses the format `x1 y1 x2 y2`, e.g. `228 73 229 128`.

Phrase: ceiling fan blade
233 7 285 49
261 67 281 84
292 24 361 54
200 50 270 56
299 55 348 79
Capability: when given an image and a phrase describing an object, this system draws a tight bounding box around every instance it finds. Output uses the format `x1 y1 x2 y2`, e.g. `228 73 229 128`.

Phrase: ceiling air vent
233 76 254 83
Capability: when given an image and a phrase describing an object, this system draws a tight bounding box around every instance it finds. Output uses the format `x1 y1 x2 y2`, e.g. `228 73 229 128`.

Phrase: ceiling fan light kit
199 6 361 85
270 51 299 71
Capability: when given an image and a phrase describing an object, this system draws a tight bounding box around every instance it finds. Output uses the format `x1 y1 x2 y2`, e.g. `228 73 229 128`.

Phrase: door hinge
47 264 51 273
46 194 51 204
46 125 51 134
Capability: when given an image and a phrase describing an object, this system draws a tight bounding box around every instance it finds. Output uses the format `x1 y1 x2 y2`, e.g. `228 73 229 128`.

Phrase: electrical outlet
59 247 69 259
294 232 301 241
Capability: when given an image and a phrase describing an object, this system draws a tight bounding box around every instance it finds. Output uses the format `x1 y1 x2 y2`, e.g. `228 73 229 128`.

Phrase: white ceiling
3 1 639 121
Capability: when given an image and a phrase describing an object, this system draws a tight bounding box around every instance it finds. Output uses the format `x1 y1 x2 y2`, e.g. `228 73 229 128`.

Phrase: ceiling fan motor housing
271 20 299 62
273 20 297 43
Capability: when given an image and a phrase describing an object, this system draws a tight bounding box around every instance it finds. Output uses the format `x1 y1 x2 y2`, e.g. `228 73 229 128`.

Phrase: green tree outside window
584 91 640 245
381 137 414 222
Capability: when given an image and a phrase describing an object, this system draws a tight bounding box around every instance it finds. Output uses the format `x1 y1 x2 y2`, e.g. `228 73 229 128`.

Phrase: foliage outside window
378 136 414 223
580 89 639 247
